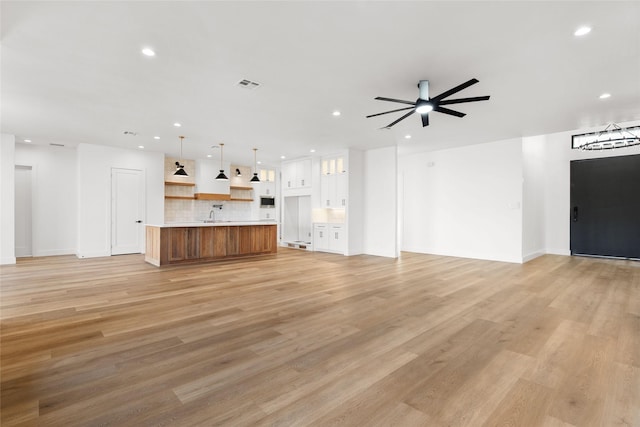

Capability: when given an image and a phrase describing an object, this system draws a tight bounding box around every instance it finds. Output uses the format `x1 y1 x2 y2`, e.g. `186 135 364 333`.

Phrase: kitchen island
145 222 277 266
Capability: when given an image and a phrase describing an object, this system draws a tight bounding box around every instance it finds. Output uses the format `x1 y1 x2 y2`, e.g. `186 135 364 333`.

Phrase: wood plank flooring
1 250 638 426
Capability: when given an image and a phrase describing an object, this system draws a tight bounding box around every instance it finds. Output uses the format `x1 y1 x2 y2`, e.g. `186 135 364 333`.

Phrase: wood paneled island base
145 223 277 266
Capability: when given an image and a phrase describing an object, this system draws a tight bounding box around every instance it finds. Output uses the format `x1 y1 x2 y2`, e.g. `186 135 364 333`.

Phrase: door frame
110 167 145 255
15 164 35 257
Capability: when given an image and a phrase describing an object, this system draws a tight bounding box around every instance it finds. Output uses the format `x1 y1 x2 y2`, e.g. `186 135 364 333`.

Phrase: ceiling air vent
237 79 260 89
50 143 65 147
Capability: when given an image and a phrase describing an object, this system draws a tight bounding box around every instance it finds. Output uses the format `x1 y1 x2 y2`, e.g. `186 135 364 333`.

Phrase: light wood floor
1 249 638 426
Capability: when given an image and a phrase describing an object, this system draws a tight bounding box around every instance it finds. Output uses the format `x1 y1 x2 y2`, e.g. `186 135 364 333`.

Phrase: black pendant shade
173 136 188 176
250 148 260 183
215 143 229 181
174 162 188 176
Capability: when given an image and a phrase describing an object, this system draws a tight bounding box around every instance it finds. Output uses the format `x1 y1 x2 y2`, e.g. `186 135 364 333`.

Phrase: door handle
572 206 578 222
136 220 143 223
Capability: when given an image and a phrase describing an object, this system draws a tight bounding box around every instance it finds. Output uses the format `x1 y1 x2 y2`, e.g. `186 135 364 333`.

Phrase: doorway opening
15 165 33 257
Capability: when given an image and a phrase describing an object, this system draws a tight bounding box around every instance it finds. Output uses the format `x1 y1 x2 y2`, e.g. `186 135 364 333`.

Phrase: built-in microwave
260 196 275 208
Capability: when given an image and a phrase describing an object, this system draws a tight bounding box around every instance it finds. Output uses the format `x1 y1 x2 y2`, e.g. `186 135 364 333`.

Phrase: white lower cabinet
329 225 345 253
314 224 329 251
314 223 345 254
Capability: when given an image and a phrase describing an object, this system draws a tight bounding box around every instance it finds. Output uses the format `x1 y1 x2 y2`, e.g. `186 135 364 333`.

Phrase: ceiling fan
367 78 490 128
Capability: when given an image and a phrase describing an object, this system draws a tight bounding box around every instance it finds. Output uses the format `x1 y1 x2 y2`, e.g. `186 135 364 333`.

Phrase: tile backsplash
165 199 255 223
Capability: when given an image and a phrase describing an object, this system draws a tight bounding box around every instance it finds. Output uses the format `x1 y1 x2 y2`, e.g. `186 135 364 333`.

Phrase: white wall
400 138 524 263
346 148 364 256
77 143 164 258
363 146 397 258
14 143 77 256
522 136 546 261
0 134 16 264
543 120 640 255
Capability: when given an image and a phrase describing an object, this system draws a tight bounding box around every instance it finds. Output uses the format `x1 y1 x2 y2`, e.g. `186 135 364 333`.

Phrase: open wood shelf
165 181 195 186
230 185 253 190
165 196 195 200
230 198 254 202
194 193 231 201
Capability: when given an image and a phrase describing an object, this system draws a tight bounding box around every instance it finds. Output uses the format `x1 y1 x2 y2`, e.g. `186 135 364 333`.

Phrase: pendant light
174 136 188 176
215 143 229 181
250 148 260 182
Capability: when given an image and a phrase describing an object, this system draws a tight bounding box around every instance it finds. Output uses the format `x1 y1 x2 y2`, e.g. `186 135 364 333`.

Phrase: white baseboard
0 257 16 265
545 248 571 256
522 251 545 263
34 248 76 257
76 251 110 259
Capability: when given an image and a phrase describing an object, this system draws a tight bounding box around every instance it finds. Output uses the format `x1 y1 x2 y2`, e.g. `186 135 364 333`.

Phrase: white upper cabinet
320 154 347 208
259 168 276 182
260 181 276 196
282 158 312 190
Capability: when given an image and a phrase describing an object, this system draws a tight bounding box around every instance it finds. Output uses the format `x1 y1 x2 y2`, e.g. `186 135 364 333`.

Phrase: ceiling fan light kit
367 78 490 129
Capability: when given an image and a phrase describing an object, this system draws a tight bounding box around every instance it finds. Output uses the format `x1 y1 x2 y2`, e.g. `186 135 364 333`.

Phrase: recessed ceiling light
257 161 262 165
310 149 316 153
173 123 181 127
332 111 341 116
599 93 611 99
207 154 212 158
153 136 160 140
24 139 31 143
404 135 411 139
574 26 591 36
142 48 156 57
280 155 286 159
138 145 144 149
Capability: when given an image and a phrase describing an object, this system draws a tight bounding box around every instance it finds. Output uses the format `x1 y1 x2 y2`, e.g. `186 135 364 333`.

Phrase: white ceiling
2 1 639 166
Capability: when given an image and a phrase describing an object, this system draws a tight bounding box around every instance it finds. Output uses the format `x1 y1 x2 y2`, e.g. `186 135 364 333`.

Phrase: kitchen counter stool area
145 223 277 266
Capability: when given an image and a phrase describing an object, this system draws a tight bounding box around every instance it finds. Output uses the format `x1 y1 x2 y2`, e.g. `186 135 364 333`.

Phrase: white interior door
111 168 145 255
15 165 32 257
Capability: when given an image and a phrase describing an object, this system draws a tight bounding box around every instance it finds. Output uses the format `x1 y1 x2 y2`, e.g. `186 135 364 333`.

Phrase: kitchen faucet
209 204 223 221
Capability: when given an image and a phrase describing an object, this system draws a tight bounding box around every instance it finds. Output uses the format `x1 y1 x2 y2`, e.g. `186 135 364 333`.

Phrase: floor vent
238 79 260 89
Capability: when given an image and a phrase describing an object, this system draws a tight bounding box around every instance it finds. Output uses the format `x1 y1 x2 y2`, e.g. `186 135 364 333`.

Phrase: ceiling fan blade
421 113 430 127
384 110 415 128
434 106 466 118
374 96 416 106
438 95 490 105
366 106 415 118
431 78 479 102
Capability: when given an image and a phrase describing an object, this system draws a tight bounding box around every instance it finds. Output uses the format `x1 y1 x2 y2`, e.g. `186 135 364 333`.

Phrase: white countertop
146 221 277 228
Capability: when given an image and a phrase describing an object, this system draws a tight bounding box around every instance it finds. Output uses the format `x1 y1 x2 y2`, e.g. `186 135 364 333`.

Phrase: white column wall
363 146 397 258
399 138 524 263
522 136 546 261
14 143 77 256
346 149 364 256
0 134 16 264
77 143 164 258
